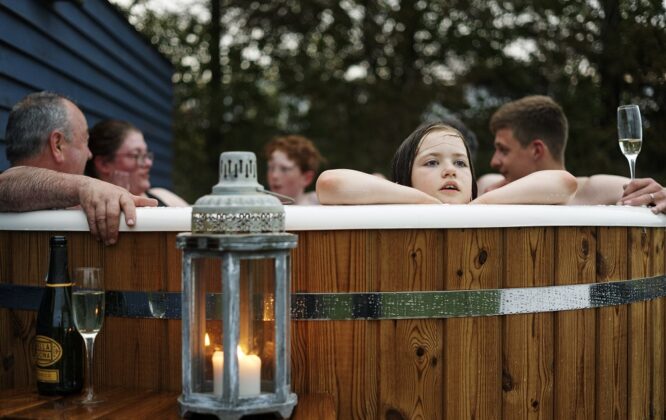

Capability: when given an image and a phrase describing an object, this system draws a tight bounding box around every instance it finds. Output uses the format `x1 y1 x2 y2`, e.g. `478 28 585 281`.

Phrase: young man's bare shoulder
477 173 506 194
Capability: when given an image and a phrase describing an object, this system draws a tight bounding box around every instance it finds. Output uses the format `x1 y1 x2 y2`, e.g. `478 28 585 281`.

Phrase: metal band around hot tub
2 275 666 320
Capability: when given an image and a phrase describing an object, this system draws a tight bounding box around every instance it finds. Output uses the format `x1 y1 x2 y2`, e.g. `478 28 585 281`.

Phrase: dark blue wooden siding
0 0 174 187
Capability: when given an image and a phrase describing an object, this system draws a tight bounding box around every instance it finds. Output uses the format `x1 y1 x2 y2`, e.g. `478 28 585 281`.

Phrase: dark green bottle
34 236 84 395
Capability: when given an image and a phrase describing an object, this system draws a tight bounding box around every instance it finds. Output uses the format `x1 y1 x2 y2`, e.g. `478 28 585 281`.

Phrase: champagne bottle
34 236 84 395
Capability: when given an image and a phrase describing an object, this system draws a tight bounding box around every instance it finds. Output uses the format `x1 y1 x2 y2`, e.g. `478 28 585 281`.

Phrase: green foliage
116 0 666 200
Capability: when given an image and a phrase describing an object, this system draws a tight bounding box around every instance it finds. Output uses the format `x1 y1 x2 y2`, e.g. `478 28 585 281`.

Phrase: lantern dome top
191 151 285 233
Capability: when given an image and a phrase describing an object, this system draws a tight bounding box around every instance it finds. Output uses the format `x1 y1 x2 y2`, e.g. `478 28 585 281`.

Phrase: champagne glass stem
627 156 637 180
83 335 96 402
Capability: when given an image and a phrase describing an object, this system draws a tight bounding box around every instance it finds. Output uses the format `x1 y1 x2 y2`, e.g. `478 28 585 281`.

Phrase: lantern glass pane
236 257 276 395
190 256 222 394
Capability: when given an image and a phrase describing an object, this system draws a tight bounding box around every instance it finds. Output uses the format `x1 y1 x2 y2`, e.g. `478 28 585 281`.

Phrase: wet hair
436 115 478 163
5 91 73 164
391 122 478 200
489 95 568 163
85 119 139 178
264 135 325 173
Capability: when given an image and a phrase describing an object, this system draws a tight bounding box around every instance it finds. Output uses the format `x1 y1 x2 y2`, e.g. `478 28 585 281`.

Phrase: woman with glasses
85 119 188 207
264 135 325 205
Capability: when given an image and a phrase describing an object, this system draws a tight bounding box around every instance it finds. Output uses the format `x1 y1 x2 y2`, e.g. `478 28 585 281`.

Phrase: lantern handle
260 188 296 205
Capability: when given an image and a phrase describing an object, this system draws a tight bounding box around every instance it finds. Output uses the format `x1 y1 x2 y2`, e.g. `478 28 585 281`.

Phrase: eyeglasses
115 151 154 166
267 164 297 174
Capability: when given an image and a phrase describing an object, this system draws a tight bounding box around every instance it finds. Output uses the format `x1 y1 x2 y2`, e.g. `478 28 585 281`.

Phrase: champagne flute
72 267 105 404
617 104 642 179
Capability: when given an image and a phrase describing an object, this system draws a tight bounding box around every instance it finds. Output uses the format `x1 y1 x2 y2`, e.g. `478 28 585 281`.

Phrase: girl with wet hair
316 122 576 205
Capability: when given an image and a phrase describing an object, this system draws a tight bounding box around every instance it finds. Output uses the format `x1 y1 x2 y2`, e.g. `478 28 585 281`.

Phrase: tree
113 0 666 200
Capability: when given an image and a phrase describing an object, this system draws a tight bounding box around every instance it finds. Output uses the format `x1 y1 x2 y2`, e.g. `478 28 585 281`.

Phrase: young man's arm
0 166 157 245
570 175 628 205
473 170 577 205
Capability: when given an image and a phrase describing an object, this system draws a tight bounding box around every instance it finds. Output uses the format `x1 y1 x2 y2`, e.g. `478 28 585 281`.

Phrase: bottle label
34 335 63 367
36 368 60 383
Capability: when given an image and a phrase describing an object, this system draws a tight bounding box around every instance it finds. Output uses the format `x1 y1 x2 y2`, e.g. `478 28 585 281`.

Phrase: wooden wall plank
502 227 554 420
444 228 502 420
554 227 596 419
0 1 173 186
595 227 628 419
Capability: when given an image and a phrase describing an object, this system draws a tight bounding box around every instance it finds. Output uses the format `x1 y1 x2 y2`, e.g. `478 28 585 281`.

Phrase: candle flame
205 333 210 347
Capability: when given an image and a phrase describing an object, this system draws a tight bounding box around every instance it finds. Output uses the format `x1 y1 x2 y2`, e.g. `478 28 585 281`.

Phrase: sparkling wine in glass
617 104 642 179
72 267 105 404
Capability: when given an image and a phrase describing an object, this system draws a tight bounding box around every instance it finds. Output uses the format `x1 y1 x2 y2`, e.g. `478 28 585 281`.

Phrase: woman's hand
619 178 666 214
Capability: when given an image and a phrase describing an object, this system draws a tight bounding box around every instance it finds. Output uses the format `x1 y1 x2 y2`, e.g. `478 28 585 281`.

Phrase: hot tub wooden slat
378 230 444 419
69 233 104 270
0 309 34 390
628 227 652 419
2 232 50 391
502 227 555 419
554 227 596 418
652 227 665 416
96 233 181 391
0 232 10 284
292 231 381 419
596 226 628 419
10 232 50 284
444 229 502 419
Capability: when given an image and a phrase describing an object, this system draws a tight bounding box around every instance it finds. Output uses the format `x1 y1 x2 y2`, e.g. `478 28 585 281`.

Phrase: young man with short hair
479 95 665 212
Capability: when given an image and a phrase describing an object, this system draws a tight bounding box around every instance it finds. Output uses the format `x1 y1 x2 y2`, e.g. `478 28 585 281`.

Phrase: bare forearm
316 169 439 204
473 170 577 204
0 166 83 212
572 174 627 205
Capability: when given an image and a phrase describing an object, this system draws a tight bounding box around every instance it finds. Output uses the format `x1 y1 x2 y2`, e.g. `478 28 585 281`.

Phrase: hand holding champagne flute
72 267 105 404
617 104 642 180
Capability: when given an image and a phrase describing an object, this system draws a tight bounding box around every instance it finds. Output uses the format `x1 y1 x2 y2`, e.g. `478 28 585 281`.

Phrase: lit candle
205 333 213 379
238 347 261 397
212 346 262 397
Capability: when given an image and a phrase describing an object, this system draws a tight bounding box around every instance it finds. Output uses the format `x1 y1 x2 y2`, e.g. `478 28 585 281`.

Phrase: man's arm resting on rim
0 166 158 244
0 166 86 211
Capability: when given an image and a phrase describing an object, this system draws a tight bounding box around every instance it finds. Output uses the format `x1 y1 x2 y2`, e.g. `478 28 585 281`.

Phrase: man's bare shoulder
477 173 506 194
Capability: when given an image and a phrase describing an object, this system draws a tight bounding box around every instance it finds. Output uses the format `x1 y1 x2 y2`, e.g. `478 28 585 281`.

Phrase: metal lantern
177 152 298 420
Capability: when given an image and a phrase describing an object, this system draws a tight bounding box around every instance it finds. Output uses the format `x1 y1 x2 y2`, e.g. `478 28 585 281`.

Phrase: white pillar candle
238 348 261 397
212 349 224 397
212 346 261 397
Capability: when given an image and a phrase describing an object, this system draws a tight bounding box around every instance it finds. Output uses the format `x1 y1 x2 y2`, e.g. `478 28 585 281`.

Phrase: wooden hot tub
1 205 665 419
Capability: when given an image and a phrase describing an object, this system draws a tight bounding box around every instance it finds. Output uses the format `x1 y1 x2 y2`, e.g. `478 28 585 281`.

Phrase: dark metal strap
2 275 665 320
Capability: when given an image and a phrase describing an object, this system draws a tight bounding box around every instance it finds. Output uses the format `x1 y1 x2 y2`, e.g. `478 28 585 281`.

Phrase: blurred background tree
114 0 666 202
